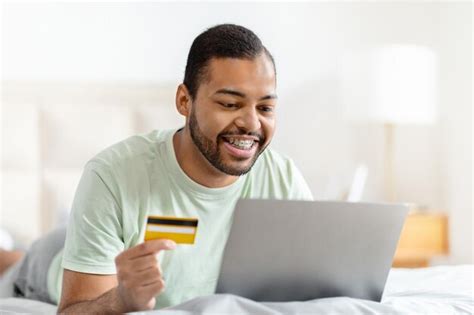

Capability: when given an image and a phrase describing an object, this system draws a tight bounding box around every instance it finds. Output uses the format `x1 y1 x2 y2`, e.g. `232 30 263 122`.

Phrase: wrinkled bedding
1 265 472 314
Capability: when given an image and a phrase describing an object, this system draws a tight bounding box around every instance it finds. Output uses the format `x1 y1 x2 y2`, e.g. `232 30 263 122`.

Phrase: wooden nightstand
392 212 449 268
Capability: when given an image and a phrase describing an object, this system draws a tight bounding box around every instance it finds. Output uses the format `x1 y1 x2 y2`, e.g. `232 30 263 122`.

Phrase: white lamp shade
340 45 438 124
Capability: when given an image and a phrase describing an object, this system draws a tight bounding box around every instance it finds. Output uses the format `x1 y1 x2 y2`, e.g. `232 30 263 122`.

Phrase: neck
173 128 239 188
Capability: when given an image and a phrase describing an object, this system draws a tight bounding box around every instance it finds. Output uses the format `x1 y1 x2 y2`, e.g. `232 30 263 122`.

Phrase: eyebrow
214 88 277 101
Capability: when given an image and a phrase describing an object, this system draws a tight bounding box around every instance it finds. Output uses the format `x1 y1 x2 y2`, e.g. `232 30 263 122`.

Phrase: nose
234 107 261 132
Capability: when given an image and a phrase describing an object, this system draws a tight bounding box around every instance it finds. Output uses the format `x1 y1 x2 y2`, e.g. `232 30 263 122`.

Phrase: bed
0 265 472 314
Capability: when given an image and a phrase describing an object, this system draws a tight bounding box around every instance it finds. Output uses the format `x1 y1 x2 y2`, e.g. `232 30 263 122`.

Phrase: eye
258 105 274 113
218 102 238 109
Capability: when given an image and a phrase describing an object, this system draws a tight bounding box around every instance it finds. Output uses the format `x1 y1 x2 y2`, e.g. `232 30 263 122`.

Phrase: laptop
215 199 409 302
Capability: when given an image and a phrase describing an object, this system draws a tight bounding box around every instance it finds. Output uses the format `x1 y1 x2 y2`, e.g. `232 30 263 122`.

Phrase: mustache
218 130 265 143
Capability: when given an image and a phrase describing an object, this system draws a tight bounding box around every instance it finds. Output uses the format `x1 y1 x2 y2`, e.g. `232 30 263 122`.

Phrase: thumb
146 297 156 310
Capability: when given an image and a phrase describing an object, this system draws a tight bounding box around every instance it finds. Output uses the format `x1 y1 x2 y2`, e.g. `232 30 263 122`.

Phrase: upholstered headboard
1 81 183 244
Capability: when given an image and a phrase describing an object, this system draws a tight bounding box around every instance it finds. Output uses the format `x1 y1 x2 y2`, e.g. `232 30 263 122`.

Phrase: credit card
145 216 198 244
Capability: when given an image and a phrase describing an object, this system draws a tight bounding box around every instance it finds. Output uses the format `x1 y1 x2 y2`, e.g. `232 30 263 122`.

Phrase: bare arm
57 239 176 314
57 271 125 314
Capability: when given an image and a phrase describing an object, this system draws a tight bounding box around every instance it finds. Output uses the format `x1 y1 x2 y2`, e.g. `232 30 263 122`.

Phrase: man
1 23 312 312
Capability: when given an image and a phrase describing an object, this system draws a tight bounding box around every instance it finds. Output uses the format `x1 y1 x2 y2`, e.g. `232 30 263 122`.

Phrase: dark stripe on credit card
147 217 198 227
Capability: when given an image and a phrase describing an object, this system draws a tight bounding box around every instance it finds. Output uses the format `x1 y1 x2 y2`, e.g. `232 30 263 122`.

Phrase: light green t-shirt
47 128 313 309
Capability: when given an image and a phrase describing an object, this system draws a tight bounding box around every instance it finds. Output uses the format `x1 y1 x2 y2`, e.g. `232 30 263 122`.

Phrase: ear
175 84 192 117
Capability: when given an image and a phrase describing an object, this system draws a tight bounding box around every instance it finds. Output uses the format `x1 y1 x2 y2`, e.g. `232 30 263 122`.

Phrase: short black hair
183 24 276 100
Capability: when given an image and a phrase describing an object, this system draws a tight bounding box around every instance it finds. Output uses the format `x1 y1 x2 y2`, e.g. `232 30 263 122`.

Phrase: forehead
202 54 276 98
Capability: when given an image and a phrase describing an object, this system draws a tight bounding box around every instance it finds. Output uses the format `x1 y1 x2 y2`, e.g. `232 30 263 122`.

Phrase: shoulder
244 147 313 200
86 129 170 172
245 147 299 188
252 147 297 176
79 129 173 194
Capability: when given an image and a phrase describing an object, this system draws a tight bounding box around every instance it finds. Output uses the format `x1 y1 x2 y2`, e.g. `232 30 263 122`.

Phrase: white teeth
226 137 254 150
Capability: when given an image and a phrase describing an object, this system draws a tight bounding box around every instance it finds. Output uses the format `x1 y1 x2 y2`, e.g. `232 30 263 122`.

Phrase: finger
141 278 166 295
137 279 165 302
117 239 176 261
129 254 158 272
135 266 163 287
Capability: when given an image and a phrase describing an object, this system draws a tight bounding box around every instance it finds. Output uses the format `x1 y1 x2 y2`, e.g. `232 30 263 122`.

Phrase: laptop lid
215 199 409 302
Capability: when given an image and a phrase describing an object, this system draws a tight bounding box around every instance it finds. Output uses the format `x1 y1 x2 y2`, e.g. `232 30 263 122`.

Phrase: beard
188 107 267 176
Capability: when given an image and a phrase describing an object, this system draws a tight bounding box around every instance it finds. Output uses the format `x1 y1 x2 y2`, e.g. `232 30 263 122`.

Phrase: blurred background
1 2 472 267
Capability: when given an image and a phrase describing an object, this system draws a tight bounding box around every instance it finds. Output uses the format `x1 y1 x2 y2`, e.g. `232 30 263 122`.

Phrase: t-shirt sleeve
287 159 314 201
62 160 124 274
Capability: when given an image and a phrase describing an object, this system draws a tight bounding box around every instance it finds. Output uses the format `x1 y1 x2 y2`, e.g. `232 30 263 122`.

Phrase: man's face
187 53 277 176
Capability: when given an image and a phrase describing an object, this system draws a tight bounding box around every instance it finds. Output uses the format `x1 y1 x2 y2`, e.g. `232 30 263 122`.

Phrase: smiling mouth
219 135 260 160
221 136 259 150
222 136 260 150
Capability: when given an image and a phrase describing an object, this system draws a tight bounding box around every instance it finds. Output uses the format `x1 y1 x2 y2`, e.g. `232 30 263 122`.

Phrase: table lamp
339 44 438 202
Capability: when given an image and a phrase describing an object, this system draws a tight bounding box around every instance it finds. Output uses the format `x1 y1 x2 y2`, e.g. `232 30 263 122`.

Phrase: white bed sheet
0 265 472 314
